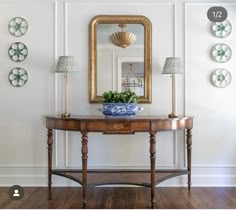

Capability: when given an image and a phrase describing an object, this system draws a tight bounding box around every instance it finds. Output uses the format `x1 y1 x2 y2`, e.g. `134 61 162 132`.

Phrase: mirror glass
89 15 152 103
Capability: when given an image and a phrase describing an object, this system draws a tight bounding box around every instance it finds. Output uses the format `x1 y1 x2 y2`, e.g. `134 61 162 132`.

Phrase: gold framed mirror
89 15 152 103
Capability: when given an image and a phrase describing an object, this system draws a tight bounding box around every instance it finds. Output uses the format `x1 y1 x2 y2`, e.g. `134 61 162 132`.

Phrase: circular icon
207 6 227 22
8 185 24 200
211 43 232 63
8 67 28 87
8 42 28 62
8 17 28 37
211 68 232 88
211 20 232 38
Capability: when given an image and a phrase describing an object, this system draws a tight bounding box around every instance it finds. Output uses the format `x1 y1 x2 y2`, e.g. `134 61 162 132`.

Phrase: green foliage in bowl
102 90 139 103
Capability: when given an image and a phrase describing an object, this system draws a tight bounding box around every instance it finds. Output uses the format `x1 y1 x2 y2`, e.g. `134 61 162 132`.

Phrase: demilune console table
45 115 193 208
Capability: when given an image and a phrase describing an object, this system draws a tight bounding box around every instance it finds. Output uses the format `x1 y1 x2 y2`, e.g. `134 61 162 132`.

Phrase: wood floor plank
0 187 236 209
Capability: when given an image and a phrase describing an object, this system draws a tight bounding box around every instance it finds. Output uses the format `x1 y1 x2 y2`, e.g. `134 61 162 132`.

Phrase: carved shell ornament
108 24 136 48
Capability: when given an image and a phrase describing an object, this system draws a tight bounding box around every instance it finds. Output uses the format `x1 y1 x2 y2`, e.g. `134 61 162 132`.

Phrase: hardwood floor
0 187 236 209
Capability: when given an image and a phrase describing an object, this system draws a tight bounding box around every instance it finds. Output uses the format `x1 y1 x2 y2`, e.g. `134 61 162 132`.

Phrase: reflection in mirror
121 62 144 96
89 15 152 103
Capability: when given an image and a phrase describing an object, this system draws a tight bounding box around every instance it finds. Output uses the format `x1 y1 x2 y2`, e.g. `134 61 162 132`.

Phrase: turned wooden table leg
150 132 156 208
186 129 192 190
81 132 88 208
47 128 53 200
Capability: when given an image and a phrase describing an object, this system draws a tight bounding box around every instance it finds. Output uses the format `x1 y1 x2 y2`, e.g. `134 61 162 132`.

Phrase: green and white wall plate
211 68 232 88
8 67 28 87
8 17 28 37
211 43 232 63
8 42 28 62
211 20 232 38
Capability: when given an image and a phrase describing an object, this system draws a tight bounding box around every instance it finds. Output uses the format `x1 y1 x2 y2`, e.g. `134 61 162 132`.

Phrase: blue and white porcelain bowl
97 103 143 118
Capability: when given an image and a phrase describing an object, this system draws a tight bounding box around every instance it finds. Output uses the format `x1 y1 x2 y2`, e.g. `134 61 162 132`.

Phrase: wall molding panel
63 0 177 170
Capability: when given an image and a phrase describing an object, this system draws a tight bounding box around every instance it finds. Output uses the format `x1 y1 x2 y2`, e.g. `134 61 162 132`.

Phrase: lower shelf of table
51 169 189 187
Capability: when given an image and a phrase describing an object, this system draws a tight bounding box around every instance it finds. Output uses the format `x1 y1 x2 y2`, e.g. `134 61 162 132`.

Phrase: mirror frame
89 15 152 103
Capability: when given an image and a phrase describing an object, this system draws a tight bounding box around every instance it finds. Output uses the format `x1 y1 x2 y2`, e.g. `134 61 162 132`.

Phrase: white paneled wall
186 3 236 186
0 0 55 186
0 0 235 187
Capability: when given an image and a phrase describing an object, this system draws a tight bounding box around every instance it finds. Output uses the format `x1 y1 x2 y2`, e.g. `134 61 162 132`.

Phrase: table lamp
55 56 78 118
162 57 183 118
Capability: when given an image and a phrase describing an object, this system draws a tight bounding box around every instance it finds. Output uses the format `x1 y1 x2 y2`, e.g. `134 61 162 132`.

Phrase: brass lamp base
61 112 71 118
168 112 178 118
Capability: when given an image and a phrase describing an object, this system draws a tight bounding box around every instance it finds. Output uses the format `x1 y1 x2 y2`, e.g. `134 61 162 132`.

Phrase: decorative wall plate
211 20 232 38
8 67 28 87
8 17 28 37
211 43 232 63
8 42 28 62
211 68 232 88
